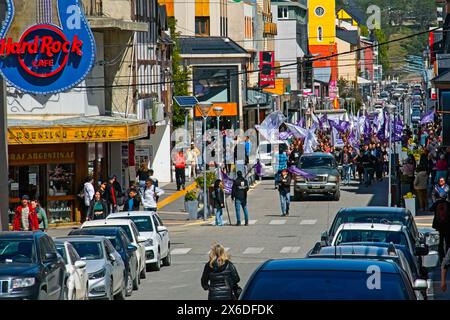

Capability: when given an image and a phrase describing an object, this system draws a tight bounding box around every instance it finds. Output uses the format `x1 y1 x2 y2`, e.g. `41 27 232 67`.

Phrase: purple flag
221 171 234 194
420 110 435 125
279 131 293 140
297 117 305 128
394 114 404 142
319 114 328 130
287 165 316 179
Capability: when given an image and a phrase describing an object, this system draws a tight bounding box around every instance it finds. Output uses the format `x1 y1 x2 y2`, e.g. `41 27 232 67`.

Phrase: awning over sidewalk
8 116 148 145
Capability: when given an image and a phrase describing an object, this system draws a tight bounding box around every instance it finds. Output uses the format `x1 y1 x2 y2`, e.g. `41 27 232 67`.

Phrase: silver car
56 236 126 300
294 153 340 201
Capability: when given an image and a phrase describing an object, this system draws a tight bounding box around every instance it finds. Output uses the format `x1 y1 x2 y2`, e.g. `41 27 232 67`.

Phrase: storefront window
48 164 74 196
47 200 73 224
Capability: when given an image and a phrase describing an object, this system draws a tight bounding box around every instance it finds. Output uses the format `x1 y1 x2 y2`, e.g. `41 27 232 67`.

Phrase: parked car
54 240 89 300
241 259 424 300
107 211 171 272
0 231 66 300
331 223 429 261
80 219 146 279
306 244 428 299
69 227 139 296
294 152 340 201
256 140 289 177
320 207 422 246
56 236 126 300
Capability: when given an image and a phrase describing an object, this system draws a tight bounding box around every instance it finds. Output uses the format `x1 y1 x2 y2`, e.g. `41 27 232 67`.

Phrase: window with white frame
278 6 288 19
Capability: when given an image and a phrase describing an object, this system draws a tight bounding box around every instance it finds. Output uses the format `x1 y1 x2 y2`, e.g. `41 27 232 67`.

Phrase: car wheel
162 249 171 267
150 252 161 271
114 276 126 300
128 272 135 295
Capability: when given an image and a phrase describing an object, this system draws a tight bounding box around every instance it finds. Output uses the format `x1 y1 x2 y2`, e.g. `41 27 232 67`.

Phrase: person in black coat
278 169 291 216
88 191 108 220
231 171 249 226
211 180 225 226
123 188 141 212
201 243 241 300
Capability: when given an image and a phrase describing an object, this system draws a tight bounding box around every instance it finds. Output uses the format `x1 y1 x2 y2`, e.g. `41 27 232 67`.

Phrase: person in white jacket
141 178 164 211
83 177 95 221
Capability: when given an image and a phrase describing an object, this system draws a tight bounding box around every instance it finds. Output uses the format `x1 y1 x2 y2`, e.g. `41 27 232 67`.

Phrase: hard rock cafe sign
0 0 96 94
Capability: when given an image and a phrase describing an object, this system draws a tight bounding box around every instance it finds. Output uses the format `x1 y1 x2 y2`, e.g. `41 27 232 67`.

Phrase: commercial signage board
0 0 96 94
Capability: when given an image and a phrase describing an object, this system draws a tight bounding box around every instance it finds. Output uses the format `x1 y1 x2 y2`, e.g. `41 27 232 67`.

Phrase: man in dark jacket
105 176 118 213
278 169 291 216
123 188 141 212
231 171 249 226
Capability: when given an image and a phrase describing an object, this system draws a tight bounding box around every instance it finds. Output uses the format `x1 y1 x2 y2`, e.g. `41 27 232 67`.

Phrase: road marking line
243 247 264 254
169 285 189 289
280 246 301 254
269 219 287 225
300 219 317 225
171 248 192 255
157 182 197 209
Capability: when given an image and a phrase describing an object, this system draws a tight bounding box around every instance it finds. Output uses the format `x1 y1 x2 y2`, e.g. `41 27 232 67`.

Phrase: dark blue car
0 231 66 300
69 227 139 297
241 259 418 300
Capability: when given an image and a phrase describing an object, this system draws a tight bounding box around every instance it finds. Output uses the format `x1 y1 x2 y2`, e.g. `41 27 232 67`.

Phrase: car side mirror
109 253 116 262
75 261 87 269
137 236 146 243
414 244 429 256
45 252 57 262
127 244 138 252
157 226 168 233
412 279 428 291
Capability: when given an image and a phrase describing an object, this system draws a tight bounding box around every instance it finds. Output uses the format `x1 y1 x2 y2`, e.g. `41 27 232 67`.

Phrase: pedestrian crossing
269 219 287 225
171 246 304 256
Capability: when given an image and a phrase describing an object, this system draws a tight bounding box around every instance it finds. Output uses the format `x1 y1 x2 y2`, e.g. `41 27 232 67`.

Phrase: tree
168 17 189 128
373 28 390 72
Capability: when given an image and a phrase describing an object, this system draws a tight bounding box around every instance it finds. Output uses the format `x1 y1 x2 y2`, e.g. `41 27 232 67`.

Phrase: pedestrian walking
231 171 249 226
142 178 164 212
431 177 450 261
13 195 39 231
211 180 225 226
435 154 448 184
88 191 108 220
278 169 291 216
112 175 124 207
148 169 159 187
201 243 241 300
414 166 429 212
186 143 197 179
341 146 352 185
174 149 187 191
31 200 48 232
137 161 150 193
105 176 119 214
82 176 95 222
244 136 252 165
274 146 288 189
123 188 140 212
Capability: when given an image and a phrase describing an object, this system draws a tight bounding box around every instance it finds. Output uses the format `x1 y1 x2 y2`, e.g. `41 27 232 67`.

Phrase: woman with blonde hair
201 243 241 300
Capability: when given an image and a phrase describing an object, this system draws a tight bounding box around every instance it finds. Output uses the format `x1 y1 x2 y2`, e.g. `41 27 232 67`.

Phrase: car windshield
69 241 104 260
127 216 153 232
334 230 409 247
0 240 36 264
300 156 334 169
330 213 407 236
85 225 133 242
243 270 409 300
55 244 68 264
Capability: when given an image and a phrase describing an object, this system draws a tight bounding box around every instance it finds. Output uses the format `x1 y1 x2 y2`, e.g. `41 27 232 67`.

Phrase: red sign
259 51 275 88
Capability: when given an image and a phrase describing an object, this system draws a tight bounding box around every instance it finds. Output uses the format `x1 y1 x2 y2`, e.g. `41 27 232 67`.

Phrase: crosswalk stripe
247 220 257 225
300 219 317 225
269 219 287 225
243 247 264 254
171 248 192 255
280 246 301 254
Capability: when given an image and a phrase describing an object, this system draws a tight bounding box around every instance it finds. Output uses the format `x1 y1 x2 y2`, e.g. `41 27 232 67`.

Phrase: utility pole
0 78 9 231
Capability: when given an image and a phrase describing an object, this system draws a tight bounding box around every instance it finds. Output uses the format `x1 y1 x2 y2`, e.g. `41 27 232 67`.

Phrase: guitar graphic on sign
0 0 96 94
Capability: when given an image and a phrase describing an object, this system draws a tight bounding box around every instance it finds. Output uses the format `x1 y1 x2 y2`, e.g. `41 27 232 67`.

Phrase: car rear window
242 270 409 300
335 230 409 247
84 225 133 243
330 214 407 236
68 241 104 260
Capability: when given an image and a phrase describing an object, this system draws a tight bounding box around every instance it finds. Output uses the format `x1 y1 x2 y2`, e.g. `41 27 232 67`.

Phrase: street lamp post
213 106 224 179
197 102 213 221
297 93 303 122
283 92 290 118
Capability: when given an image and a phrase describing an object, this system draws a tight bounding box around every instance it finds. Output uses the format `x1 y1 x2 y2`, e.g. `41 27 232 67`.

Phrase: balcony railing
263 22 277 36
82 0 103 16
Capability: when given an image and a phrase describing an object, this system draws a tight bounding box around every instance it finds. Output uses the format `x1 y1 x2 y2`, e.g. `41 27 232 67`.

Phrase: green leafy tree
373 28 390 72
169 17 190 128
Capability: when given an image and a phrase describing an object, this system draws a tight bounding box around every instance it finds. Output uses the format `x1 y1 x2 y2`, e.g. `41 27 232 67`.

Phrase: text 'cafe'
7 117 148 226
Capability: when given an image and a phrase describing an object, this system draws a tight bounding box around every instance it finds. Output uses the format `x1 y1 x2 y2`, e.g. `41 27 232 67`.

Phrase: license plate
311 185 321 189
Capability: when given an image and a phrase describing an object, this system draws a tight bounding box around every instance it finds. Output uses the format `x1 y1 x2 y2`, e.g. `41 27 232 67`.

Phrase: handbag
232 285 242 300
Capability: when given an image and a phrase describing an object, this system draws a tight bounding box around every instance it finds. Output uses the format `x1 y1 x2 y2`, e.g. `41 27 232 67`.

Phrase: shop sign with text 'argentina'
0 0 96 94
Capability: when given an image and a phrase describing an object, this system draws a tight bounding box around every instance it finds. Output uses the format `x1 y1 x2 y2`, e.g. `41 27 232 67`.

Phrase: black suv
0 231 66 300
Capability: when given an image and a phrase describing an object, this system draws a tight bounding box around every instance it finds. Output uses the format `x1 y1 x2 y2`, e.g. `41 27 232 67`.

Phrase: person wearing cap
278 168 291 216
231 171 249 226
13 195 39 231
